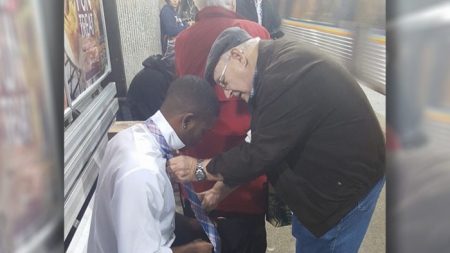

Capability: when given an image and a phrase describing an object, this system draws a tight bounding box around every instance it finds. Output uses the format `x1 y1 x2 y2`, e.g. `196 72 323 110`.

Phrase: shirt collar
149 111 185 150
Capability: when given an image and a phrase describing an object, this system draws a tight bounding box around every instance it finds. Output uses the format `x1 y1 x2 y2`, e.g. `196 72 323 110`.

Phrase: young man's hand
172 240 213 253
189 240 213 253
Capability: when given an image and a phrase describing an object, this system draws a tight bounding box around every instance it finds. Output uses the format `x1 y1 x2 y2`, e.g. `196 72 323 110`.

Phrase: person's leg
216 213 267 253
183 201 267 253
331 178 385 252
246 215 267 253
292 178 385 253
172 212 208 247
292 215 338 253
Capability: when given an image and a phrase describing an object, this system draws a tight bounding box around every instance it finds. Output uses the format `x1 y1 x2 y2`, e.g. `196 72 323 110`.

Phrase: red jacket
175 6 270 214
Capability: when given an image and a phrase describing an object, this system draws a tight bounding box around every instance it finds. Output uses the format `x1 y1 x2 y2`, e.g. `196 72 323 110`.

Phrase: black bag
266 182 292 227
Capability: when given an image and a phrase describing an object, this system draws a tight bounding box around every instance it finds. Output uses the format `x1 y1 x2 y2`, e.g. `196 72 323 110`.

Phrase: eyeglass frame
216 57 230 90
216 58 246 99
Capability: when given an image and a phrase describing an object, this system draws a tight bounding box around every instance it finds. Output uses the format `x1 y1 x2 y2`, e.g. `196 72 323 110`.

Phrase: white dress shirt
87 111 185 253
254 0 263 25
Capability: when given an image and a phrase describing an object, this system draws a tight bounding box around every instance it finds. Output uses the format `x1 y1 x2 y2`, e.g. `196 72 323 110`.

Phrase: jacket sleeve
160 6 186 37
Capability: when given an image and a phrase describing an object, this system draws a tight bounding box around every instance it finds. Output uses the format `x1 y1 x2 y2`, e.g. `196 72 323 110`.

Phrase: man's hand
189 240 213 253
167 155 197 183
168 156 223 182
172 240 213 253
198 181 237 211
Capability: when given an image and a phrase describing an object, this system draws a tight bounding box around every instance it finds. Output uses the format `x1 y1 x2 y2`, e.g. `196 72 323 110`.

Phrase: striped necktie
145 119 221 253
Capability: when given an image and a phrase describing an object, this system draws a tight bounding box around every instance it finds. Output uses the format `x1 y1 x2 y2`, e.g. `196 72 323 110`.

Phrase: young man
87 76 219 253
174 1 270 252
169 27 385 253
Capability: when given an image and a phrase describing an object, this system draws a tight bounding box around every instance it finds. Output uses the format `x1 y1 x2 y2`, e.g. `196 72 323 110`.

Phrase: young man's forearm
171 240 212 253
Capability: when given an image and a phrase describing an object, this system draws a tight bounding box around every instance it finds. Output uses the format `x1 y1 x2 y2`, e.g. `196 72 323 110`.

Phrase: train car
278 0 386 94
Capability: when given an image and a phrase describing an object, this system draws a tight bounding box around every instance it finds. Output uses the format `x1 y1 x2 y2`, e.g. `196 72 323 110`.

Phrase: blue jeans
292 178 385 253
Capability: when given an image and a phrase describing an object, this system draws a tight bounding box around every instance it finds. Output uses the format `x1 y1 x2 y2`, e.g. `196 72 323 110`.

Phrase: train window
278 0 385 29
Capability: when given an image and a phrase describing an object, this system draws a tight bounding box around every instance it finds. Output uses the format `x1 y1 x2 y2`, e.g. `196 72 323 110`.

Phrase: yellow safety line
426 109 450 124
283 19 351 37
369 37 386 45
283 19 386 46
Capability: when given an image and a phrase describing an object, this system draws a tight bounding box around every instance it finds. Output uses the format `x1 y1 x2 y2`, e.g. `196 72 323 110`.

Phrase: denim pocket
356 179 384 211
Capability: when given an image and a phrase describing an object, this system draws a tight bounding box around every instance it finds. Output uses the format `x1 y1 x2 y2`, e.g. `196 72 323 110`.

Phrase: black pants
183 202 267 253
172 212 209 247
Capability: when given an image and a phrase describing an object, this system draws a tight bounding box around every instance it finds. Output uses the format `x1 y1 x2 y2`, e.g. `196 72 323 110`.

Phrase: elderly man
174 1 270 253
169 27 385 253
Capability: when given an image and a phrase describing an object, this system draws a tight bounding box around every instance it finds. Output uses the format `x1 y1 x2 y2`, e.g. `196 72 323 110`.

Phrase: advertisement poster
64 0 110 102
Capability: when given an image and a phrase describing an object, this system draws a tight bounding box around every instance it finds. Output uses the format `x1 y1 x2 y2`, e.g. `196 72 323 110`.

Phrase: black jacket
236 0 283 39
127 55 174 120
207 39 385 236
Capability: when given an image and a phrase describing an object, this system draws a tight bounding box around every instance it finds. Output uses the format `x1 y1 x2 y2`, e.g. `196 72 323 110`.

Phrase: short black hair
161 75 219 120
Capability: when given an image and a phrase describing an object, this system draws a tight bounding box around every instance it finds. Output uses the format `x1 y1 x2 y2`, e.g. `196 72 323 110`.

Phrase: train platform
66 83 387 253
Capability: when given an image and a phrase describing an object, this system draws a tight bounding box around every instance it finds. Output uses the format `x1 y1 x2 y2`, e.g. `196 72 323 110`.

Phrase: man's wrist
190 158 224 181
194 159 207 181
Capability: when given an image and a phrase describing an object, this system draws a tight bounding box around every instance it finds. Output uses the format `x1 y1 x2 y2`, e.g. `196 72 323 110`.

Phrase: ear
181 112 195 131
230 48 247 66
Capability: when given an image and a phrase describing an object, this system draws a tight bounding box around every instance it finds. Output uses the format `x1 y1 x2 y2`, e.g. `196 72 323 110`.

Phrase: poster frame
64 0 112 113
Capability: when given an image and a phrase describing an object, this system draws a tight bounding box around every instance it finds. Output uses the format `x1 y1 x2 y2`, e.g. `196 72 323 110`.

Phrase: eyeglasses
217 60 230 90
